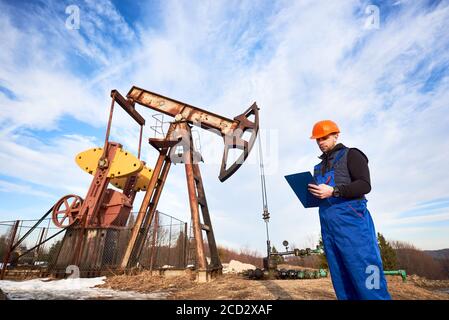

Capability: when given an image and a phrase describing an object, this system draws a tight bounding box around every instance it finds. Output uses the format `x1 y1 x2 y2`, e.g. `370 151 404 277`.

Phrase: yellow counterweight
75 146 153 192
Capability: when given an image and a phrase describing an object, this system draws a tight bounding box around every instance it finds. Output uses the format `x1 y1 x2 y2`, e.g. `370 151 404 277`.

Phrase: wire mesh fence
0 217 66 278
134 211 189 270
0 210 190 279
0 221 16 269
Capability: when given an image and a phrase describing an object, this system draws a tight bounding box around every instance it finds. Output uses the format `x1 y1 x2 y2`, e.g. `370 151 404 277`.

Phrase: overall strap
315 147 347 176
331 147 347 169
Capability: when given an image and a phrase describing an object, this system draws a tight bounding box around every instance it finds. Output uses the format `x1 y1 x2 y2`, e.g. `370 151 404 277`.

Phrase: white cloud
0 132 97 195
0 180 54 198
1 0 449 254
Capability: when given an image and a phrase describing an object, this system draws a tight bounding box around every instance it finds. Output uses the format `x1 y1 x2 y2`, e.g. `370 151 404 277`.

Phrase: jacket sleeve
337 148 371 198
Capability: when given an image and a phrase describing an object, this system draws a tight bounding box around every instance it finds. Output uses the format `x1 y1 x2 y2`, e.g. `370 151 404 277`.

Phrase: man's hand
308 184 334 199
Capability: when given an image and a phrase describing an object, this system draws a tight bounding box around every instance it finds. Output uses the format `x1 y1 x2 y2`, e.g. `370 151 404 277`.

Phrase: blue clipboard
284 171 325 208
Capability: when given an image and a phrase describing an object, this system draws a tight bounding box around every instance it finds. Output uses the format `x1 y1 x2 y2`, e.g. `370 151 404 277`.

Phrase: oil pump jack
118 86 259 281
48 87 258 281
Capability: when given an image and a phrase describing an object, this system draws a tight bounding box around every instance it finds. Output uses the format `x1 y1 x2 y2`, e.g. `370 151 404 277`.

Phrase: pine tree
174 230 186 267
270 246 284 265
0 235 7 261
377 233 397 270
46 240 62 263
318 237 328 269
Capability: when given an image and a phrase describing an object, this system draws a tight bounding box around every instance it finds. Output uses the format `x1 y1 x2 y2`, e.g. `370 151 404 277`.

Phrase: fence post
167 217 172 267
1 220 20 280
34 227 46 264
149 211 159 272
183 222 188 268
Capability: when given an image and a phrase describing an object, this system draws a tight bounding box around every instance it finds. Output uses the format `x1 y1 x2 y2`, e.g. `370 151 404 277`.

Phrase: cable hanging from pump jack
257 132 271 259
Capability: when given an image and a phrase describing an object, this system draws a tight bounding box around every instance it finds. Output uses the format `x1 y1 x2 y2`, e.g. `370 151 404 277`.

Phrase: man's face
316 133 338 153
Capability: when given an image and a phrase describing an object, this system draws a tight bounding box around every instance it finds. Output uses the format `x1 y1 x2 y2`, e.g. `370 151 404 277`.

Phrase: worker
307 120 391 300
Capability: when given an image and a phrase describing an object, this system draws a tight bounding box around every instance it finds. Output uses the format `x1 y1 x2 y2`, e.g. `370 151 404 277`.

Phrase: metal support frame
120 121 222 275
120 124 177 269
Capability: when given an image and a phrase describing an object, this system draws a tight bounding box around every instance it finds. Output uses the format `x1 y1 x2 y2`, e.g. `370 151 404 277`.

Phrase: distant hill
424 249 449 260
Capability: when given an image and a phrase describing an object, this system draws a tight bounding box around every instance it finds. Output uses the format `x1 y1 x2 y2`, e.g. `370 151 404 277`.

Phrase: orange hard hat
310 120 340 139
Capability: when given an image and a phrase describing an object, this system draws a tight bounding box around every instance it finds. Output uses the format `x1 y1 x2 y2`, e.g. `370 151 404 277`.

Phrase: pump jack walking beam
126 86 259 182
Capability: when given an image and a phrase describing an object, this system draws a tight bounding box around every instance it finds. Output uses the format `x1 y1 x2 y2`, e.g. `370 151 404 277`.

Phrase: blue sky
1 0 449 252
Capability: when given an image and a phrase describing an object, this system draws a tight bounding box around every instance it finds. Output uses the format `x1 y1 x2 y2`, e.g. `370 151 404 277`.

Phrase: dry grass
407 274 449 290
386 275 449 300
99 271 449 300
98 270 196 294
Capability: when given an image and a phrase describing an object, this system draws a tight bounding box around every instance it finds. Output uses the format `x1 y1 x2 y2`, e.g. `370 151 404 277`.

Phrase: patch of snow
0 277 169 300
223 260 256 274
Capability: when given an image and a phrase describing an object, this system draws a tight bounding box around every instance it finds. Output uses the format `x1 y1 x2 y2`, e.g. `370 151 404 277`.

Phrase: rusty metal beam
120 124 177 269
192 162 221 270
125 86 260 182
178 122 220 271
127 86 235 135
120 151 167 269
111 89 145 126
138 125 143 159
185 157 207 270
132 156 172 266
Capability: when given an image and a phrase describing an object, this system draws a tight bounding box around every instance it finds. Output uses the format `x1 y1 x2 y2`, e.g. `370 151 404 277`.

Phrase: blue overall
314 148 391 300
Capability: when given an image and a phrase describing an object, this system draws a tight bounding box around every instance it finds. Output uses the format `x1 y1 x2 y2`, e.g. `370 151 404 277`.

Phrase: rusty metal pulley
51 194 84 228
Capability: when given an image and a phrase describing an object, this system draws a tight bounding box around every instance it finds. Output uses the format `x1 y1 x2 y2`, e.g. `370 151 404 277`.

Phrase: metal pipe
384 270 407 282
102 95 116 159
138 124 143 159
